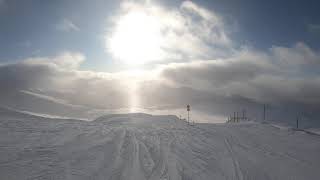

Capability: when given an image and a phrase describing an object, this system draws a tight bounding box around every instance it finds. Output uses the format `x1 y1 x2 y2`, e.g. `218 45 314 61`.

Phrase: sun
107 10 164 65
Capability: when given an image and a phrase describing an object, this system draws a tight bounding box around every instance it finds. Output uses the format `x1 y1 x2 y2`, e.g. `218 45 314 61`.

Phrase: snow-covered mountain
0 107 320 180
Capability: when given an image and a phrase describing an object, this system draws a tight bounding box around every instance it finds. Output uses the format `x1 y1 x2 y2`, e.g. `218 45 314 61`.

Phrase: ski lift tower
187 104 190 125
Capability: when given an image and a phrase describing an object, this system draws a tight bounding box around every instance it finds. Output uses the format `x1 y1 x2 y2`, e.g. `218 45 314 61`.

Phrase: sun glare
107 11 164 65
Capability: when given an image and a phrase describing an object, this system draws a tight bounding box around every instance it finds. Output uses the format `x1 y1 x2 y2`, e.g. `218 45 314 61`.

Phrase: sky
0 0 320 125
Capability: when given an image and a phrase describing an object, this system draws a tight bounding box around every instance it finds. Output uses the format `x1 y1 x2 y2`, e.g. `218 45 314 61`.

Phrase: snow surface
1 108 320 180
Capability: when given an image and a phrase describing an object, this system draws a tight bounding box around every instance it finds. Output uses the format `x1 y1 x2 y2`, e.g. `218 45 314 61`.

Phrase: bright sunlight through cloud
107 10 164 65
106 0 232 66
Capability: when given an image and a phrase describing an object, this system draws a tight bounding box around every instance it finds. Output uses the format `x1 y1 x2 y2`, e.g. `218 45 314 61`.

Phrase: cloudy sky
0 0 320 125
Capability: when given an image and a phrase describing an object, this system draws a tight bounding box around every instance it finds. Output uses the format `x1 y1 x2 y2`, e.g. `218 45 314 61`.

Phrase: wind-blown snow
0 108 319 180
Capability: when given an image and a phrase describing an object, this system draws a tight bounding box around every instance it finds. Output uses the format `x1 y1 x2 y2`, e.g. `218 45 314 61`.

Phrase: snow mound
95 113 179 124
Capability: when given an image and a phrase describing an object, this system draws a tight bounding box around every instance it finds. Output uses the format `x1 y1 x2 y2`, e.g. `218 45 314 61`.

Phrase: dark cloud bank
0 43 319 128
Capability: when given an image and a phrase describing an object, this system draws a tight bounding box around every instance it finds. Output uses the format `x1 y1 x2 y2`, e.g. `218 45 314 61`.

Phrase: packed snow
0 107 320 180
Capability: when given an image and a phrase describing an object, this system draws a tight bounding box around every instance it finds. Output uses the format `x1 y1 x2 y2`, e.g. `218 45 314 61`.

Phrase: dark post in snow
242 110 246 121
263 104 266 121
187 104 190 125
236 112 238 122
296 116 299 129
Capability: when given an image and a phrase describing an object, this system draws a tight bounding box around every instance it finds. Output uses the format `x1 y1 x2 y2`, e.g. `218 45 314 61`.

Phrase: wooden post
188 111 189 124
236 112 239 122
263 104 266 121
242 110 246 121
187 104 190 125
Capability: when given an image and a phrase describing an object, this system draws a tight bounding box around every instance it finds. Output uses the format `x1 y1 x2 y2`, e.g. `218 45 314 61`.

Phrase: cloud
271 42 319 66
106 0 234 63
0 53 131 112
24 52 85 70
136 42 320 123
56 18 80 32
154 42 320 104
0 42 320 124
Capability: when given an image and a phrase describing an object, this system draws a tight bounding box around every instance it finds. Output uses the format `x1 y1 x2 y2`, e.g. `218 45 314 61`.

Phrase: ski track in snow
1 111 320 180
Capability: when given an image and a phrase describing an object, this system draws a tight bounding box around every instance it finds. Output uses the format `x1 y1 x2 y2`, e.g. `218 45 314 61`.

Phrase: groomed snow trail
1 109 320 180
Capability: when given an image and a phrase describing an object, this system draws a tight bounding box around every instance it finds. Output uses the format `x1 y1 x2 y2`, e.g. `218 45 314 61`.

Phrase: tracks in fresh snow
1 113 320 180
224 138 244 180
107 127 177 180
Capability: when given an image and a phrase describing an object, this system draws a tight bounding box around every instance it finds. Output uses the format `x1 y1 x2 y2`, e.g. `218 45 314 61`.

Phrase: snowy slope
0 108 320 180
0 90 102 120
